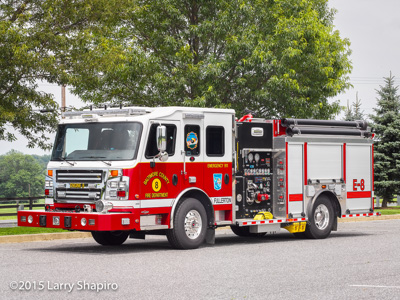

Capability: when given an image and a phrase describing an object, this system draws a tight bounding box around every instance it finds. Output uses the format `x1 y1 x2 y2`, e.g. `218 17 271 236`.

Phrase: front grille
56 170 103 183
56 188 101 201
55 169 103 202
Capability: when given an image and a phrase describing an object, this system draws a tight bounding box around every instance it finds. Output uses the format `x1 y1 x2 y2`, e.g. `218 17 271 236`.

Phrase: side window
206 126 224 156
145 124 177 158
185 125 200 156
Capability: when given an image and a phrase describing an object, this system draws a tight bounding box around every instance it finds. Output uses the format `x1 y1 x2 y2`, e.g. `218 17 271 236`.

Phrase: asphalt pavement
0 219 399 300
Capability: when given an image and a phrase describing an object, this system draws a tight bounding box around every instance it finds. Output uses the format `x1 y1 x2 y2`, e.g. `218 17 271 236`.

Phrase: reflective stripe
238 217 307 227
341 212 381 218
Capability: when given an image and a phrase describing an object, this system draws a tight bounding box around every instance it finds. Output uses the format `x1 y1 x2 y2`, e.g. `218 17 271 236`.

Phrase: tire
230 225 266 237
166 198 207 249
91 231 129 246
304 195 335 239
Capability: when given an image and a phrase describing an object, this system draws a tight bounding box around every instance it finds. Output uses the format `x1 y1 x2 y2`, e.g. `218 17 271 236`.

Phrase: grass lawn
0 200 45 220
0 227 67 236
375 206 400 215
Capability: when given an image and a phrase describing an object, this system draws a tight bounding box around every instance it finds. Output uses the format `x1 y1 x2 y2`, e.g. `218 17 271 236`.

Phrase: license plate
70 183 84 188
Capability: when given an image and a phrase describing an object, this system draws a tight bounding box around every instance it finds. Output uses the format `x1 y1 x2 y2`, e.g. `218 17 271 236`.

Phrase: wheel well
174 190 214 227
317 191 341 218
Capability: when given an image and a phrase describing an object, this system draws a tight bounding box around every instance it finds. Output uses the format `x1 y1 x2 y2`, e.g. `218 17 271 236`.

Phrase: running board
236 217 307 227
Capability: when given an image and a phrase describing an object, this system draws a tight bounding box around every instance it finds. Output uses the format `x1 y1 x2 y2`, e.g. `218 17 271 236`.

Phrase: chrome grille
55 170 103 202
56 188 101 201
56 170 103 183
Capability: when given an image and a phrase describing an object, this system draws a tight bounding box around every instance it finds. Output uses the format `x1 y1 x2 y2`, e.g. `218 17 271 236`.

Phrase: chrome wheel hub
184 210 202 239
314 204 329 230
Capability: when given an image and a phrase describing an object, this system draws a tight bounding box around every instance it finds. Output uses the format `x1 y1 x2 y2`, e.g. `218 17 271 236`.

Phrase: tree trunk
381 196 389 208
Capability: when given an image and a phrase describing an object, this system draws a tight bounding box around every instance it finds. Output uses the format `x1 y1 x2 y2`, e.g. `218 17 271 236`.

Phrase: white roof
61 106 235 124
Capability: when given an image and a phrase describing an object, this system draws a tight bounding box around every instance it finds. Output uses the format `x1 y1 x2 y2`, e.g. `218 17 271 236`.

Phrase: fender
305 189 341 221
169 187 213 228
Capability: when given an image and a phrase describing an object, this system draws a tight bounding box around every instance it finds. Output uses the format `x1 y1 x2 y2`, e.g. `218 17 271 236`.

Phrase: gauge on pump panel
237 194 242 202
254 153 260 163
248 153 253 162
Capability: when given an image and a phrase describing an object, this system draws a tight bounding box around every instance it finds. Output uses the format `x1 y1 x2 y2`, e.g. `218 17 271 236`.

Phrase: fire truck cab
17 106 380 249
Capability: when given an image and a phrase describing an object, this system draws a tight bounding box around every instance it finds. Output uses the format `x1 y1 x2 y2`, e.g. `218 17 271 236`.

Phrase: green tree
0 150 45 198
370 73 400 207
32 154 51 176
0 0 129 149
69 0 352 119
343 92 365 121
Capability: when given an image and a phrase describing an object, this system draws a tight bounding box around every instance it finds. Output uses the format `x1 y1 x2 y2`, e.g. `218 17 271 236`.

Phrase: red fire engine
17 107 380 249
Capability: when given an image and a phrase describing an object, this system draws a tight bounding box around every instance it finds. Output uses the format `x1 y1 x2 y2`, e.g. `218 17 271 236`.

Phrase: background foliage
0 150 50 198
69 0 352 119
370 73 400 207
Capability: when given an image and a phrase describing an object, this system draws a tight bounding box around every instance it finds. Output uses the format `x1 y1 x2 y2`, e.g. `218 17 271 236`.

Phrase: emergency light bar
63 107 153 119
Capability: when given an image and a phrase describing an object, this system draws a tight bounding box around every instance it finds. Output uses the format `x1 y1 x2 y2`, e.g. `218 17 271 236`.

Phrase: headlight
109 181 118 188
45 180 53 187
118 182 126 189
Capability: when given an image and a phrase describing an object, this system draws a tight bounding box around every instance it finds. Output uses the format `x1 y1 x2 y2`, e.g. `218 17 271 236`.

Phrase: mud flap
332 216 338 231
129 231 146 240
205 228 215 245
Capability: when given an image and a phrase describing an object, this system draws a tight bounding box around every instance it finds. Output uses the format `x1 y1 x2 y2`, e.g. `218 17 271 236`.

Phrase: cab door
141 120 181 202
182 115 204 190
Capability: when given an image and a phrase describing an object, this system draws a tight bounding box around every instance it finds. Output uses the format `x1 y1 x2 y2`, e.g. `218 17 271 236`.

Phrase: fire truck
18 106 380 249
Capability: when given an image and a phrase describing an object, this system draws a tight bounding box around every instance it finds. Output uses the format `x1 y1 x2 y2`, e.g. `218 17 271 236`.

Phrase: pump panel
236 122 275 218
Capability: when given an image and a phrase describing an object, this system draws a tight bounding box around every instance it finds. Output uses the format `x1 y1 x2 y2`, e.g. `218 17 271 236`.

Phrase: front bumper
18 210 138 231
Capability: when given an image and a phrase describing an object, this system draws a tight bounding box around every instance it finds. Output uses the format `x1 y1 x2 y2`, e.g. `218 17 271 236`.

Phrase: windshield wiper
60 157 75 166
101 160 112 166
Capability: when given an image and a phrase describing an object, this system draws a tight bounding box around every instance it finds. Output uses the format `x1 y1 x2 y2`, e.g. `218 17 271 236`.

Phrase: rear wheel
230 225 266 237
304 195 335 239
167 198 207 249
91 231 129 246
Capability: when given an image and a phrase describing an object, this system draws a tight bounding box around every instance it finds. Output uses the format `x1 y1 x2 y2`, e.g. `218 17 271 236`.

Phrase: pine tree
353 92 365 120
370 72 400 207
343 92 365 121
343 100 354 121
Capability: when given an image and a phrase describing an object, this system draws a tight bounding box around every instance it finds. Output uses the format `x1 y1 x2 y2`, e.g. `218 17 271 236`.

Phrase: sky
1 0 400 156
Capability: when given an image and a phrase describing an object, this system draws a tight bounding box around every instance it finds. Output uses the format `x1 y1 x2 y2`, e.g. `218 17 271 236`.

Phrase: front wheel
167 198 207 249
91 231 129 246
304 195 335 239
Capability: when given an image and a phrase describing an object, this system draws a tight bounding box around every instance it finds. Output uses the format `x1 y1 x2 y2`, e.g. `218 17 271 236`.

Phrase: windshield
51 122 142 161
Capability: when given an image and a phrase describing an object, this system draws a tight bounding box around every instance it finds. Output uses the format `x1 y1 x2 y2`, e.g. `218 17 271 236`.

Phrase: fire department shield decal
213 174 222 191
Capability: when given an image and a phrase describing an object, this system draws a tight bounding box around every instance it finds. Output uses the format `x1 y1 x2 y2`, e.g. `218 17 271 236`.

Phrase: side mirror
156 125 167 152
159 151 169 162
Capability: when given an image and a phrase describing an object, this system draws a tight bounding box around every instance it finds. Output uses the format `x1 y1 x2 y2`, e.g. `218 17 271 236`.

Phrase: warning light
110 170 119 177
117 191 126 197
48 170 53 177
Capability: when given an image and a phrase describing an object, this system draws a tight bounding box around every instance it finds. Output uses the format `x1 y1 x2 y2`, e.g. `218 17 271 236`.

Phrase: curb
1 215 399 244
0 232 91 244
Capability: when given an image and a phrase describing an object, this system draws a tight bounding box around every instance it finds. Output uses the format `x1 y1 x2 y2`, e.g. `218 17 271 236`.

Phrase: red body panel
18 210 138 231
128 162 233 201
18 161 234 232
